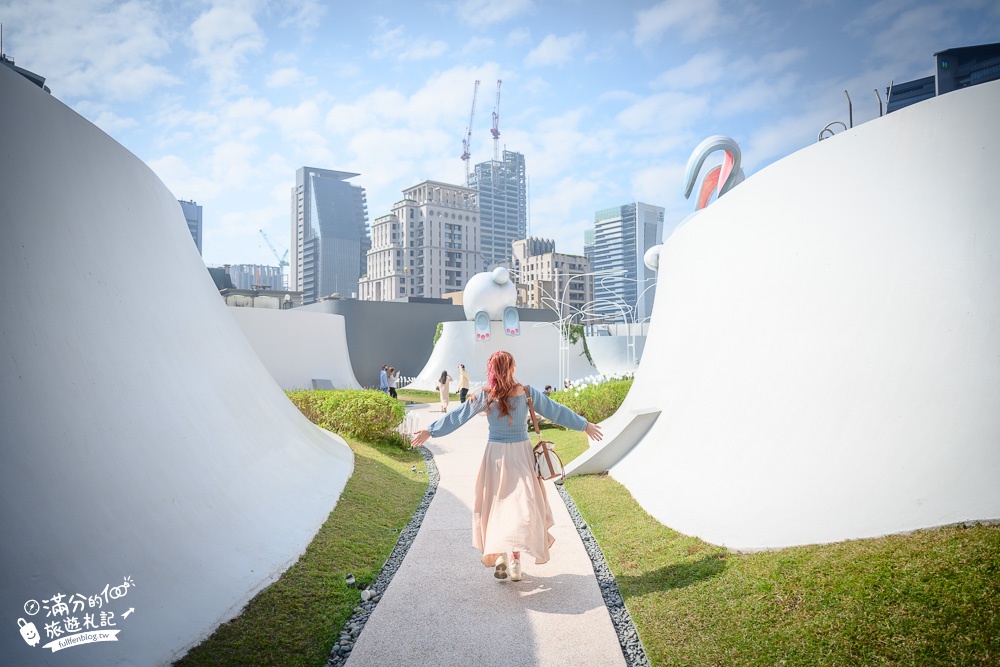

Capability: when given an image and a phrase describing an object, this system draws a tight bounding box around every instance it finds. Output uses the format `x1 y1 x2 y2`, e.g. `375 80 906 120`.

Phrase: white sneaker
510 558 522 582
493 554 508 580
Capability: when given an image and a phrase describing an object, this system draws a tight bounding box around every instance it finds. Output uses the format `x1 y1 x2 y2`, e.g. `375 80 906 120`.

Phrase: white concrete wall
0 65 353 665
228 308 361 390
406 321 597 392
586 335 647 377
608 80 1000 550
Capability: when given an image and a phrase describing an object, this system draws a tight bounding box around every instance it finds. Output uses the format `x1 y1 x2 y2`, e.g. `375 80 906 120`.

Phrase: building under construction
469 149 527 271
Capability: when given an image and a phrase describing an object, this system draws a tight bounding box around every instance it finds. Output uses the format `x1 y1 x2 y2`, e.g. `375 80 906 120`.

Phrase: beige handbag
524 386 565 482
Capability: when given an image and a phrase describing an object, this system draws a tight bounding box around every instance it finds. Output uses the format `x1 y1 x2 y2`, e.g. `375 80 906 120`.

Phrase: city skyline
1 0 995 268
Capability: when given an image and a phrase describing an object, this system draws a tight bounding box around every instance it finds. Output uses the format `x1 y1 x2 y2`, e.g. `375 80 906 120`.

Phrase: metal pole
844 90 853 128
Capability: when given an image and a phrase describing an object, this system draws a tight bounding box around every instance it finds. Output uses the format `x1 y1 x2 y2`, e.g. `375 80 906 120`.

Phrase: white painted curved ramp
229 308 362 390
0 65 352 664
607 81 1000 550
406 321 597 392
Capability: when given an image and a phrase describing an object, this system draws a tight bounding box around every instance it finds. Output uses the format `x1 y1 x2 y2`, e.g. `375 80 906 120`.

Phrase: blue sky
2 0 996 267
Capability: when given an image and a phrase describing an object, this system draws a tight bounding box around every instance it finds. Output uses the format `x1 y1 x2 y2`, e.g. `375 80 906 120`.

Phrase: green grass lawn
180 395 999 666
395 388 449 403
176 433 427 667
555 431 1000 666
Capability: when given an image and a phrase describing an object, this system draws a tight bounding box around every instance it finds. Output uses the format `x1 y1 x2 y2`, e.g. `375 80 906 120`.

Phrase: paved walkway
346 401 627 667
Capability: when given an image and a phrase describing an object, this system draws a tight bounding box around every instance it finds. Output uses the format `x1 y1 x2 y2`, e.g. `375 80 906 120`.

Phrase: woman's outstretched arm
411 390 487 447
529 385 602 440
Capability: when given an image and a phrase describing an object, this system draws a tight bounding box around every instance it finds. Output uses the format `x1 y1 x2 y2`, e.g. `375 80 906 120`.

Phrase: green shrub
287 389 405 443
550 378 632 423
433 322 443 346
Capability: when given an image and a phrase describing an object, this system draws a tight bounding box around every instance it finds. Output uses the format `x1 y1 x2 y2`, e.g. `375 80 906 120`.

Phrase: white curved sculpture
0 65 353 665
463 267 520 341
607 80 1000 550
462 267 516 320
228 308 362 390
405 320 596 392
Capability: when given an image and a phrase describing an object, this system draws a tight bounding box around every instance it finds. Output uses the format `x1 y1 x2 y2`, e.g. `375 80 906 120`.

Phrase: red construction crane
461 80 480 185
491 79 502 163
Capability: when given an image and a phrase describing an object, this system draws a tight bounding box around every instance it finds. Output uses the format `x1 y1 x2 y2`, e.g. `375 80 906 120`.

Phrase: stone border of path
326 446 651 667
326 445 441 666
556 483 651 667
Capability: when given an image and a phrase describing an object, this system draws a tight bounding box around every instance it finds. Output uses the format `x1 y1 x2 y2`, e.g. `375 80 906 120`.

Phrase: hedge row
286 389 405 442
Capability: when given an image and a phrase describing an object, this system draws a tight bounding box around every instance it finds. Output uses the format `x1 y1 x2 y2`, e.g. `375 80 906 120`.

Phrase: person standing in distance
458 363 471 403
388 367 399 399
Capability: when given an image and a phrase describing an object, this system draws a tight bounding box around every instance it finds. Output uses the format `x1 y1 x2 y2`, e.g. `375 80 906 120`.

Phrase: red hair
485 350 518 423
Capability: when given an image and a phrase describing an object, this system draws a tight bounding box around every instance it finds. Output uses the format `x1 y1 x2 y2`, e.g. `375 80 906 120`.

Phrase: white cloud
529 176 602 249
742 108 830 169
369 25 406 59
189 2 267 93
632 163 685 205
147 154 220 201
521 75 551 97
0 0 179 101
455 0 535 26
369 25 448 61
92 109 140 134
462 36 496 55
616 91 710 133
633 0 727 46
399 40 449 61
270 100 333 164
72 101 138 134
712 73 799 118
524 32 587 69
266 67 304 88
652 50 729 89
279 0 327 30
506 27 532 47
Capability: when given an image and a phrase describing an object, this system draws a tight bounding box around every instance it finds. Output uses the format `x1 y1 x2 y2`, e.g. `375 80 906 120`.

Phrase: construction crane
461 79 480 186
259 229 289 289
491 79 502 164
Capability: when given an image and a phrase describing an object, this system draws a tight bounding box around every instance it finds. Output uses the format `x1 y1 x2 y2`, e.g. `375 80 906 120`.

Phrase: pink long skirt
474 439 555 567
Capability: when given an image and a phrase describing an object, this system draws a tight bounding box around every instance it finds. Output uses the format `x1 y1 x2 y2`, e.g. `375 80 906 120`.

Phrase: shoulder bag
523 385 565 483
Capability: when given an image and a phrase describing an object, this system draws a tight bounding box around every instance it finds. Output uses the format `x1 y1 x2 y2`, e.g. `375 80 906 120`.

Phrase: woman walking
411 351 602 581
436 369 453 412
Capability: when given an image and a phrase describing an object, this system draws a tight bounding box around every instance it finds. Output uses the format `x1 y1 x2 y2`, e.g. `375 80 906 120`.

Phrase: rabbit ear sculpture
463 267 519 341
683 134 745 210
645 136 746 273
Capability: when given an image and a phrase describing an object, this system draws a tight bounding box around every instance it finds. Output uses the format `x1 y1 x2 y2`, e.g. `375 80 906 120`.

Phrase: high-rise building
512 238 591 322
358 180 480 301
179 200 202 255
227 264 283 291
888 42 1000 113
469 150 526 270
589 202 664 324
291 167 370 305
